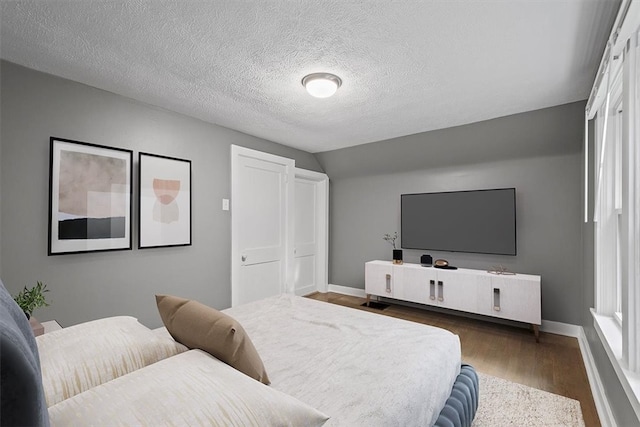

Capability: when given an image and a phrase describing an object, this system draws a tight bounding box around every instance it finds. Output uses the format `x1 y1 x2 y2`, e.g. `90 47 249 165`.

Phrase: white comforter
224 295 461 426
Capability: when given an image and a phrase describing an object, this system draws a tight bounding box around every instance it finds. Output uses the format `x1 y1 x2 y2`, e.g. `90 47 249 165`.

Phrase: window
593 70 623 320
587 3 640 417
614 105 622 326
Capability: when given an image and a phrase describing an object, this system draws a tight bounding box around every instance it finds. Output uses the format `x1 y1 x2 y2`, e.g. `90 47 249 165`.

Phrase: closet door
294 168 329 296
231 145 294 306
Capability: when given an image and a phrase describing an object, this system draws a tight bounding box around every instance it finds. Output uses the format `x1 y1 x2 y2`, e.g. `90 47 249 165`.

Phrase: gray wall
0 88 2 275
316 102 584 325
0 61 323 328
318 102 585 180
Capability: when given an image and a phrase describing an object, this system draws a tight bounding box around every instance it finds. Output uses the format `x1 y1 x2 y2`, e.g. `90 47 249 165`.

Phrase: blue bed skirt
434 364 479 427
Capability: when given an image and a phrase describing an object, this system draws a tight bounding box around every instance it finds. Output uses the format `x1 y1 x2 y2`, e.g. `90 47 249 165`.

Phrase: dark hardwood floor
306 292 600 427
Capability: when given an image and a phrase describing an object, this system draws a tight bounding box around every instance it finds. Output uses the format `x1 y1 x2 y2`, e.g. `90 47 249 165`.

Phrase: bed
0 280 478 426
223 295 464 425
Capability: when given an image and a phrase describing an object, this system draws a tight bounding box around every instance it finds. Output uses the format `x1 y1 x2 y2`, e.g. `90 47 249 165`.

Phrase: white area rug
473 373 585 427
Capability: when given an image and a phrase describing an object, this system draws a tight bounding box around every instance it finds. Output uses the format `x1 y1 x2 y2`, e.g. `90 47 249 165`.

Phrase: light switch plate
222 198 230 211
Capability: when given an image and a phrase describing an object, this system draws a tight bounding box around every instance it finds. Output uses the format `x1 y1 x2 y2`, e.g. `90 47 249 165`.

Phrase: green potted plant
13 281 50 319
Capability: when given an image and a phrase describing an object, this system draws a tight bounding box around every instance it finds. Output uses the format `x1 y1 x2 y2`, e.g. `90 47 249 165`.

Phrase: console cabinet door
490 276 541 324
435 270 478 313
476 275 494 317
365 262 394 297
397 265 435 305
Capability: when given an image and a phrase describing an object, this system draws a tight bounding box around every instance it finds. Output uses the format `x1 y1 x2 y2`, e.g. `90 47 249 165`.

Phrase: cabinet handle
385 274 392 293
429 280 436 300
438 281 444 302
493 288 501 311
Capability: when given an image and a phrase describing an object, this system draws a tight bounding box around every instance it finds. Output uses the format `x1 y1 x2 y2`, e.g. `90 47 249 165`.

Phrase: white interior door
294 168 329 295
231 145 294 307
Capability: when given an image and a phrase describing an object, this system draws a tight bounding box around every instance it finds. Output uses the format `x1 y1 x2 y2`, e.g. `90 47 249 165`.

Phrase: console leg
532 324 540 343
365 294 371 307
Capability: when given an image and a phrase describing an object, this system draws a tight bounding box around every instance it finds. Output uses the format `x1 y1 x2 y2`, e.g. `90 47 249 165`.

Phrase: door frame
294 167 329 294
231 145 295 307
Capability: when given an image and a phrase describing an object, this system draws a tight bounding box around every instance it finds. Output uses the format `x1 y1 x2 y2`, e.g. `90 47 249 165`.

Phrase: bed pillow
36 316 187 406
49 349 327 426
156 294 270 384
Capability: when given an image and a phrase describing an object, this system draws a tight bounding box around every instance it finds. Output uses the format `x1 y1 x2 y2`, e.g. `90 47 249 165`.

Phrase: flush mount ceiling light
302 73 342 98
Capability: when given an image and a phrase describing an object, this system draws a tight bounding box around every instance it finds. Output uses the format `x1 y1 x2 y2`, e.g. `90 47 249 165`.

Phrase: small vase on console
383 232 402 265
393 249 403 265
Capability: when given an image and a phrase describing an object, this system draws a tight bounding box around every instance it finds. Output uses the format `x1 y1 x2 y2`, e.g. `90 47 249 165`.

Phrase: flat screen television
401 188 516 256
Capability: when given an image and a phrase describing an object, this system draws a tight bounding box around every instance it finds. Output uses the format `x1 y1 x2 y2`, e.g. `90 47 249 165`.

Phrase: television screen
401 188 516 255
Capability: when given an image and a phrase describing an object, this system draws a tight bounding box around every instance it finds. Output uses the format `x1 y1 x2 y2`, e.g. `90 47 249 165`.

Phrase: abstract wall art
138 152 192 248
48 137 133 255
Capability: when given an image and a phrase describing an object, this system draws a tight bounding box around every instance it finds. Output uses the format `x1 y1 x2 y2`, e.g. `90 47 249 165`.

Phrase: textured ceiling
0 1 618 153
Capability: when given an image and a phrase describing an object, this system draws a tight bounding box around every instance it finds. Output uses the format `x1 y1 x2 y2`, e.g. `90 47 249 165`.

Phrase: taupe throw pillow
156 294 270 385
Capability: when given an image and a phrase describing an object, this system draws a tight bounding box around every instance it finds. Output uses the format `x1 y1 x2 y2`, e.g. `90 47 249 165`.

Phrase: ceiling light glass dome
302 73 342 98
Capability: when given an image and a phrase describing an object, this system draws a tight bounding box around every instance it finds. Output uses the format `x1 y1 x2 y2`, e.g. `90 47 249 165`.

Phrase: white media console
365 260 542 341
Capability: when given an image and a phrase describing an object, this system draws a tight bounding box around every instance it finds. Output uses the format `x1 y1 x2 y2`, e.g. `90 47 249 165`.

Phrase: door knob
241 255 247 262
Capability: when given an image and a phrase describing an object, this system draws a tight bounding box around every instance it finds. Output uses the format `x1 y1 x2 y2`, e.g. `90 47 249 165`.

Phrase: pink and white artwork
139 153 191 248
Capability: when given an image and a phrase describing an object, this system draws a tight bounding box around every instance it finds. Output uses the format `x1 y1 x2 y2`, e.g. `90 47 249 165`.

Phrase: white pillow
37 316 186 406
48 349 329 426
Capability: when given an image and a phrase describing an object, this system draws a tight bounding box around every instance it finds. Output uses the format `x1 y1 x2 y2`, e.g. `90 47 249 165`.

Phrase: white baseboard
540 319 582 337
577 327 616 427
295 284 317 297
327 284 367 298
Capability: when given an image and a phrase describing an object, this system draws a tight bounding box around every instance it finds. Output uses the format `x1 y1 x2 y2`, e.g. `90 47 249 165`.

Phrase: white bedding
223 295 461 426
48 350 329 427
37 316 186 406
